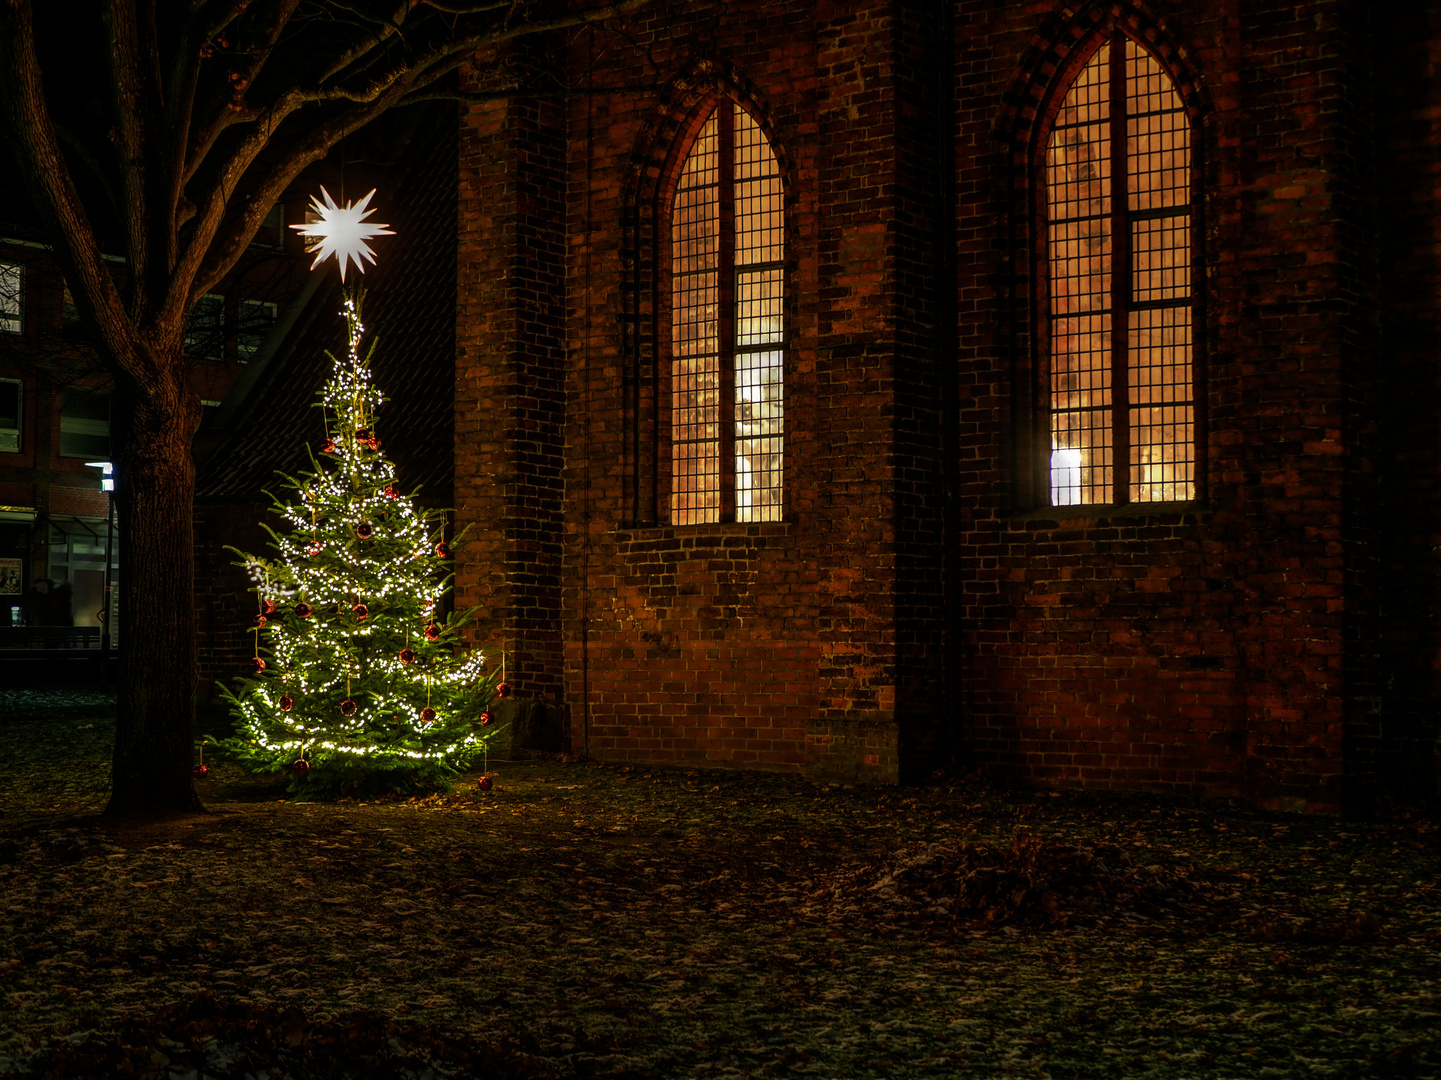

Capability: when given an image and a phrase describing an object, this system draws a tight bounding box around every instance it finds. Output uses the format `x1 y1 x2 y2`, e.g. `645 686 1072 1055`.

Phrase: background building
0 200 294 640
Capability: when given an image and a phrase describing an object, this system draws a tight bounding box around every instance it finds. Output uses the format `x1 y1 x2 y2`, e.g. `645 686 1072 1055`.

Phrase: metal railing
0 626 111 650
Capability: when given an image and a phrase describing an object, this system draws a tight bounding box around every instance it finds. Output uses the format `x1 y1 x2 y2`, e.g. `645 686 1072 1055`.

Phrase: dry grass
1 689 1439 1078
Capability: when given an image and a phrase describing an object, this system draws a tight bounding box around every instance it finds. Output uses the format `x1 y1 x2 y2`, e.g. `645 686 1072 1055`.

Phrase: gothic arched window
1045 29 1196 506
668 102 784 525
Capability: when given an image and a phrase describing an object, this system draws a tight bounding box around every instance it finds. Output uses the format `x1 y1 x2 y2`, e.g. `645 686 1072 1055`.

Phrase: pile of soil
812 833 1235 930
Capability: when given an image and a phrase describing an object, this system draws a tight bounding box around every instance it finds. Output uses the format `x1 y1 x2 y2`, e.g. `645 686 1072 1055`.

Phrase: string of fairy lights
218 188 507 781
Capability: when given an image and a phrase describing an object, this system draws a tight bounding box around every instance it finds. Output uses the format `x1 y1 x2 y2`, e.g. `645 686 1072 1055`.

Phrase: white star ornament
290 187 394 281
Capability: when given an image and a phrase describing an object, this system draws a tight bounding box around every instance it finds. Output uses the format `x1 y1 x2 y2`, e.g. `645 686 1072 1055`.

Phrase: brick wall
951 0 1394 811
453 0 923 779
49 485 108 518
448 0 1438 806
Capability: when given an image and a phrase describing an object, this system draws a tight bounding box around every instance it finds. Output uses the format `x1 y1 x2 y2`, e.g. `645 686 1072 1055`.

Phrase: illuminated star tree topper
290 186 394 281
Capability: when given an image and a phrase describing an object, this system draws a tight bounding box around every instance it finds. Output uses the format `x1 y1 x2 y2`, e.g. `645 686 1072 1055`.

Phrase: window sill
610 521 790 543
1009 501 1211 525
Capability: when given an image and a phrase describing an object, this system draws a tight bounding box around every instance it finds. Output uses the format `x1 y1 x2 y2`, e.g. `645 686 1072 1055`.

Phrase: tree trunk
105 380 205 815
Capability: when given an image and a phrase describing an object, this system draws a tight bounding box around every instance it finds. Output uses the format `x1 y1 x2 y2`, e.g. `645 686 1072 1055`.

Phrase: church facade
441 0 1438 811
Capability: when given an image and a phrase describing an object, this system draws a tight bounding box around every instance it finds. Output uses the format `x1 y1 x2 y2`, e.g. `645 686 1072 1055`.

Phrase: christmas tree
217 188 505 796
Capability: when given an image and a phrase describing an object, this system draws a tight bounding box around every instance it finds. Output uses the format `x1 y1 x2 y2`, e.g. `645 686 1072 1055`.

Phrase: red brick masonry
446 0 1438 810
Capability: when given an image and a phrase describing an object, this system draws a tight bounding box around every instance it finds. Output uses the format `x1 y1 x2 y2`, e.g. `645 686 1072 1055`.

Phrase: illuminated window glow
238 298 278 361
670 103 784 524
0 262 22 334
1046 33 1195 505
0 379 20 453
185 292 225 361
59 389 110 459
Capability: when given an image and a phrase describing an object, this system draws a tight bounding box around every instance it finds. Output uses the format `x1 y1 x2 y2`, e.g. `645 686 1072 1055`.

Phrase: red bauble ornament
352 603 369 620
307 542 322 557
368 436 381 451
420 706 437 725
262 598 278 615
424 623 440 641
294 601 313 619
192 763 210 778
253 614 267 628
340 698 358 716
477 775 493 791
293 758 310 775
435 541 452 558
280 694 294 712
479 711 492 726
356 427 371 442
250 657 266 674
398 648 417 664
355 522 374 539
321 437 336 454
496 682 512 699
384 484 399 500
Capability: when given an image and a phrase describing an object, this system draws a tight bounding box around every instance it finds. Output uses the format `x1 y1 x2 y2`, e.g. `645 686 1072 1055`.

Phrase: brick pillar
456 76 568 712
804 0 908 776
1219 0 1377 811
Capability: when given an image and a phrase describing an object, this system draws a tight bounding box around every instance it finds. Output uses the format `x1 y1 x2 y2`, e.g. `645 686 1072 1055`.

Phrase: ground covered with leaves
0 690 1438 1079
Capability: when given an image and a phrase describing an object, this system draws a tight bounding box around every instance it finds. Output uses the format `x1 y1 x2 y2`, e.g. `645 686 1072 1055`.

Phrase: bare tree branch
193 0 251 41
398 79 654 103
324 0 410 34
416 0 514 13
54 122 123 222
0 0 152 387
175 85 308 305
160 20 204 262
191 72 424 295
313 0 412 87
184 99 267 188
106 1 156 295
224 0 303 106
479 0 661 45
181 0 300 185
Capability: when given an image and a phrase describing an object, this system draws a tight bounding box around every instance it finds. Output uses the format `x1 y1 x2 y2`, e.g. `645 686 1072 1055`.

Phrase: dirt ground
1 689 1439 1079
